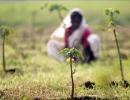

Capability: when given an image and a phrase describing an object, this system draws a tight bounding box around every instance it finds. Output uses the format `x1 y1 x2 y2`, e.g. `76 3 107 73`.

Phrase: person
47 8 100 63
82 33 100 63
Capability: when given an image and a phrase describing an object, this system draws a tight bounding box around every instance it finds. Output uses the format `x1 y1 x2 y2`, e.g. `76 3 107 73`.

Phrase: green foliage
0 2 130 99
49 4 68 12
0 25 14 39
40 3 49 10
41 3 68 21
60 48 82 99
41 3 68 12
105 8 120 27
60 48 82 62
105 8 125 82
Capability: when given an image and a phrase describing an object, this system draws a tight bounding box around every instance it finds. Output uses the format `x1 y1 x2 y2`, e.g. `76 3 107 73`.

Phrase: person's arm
64 28 69 48
82 28 91 48
64 27 72 48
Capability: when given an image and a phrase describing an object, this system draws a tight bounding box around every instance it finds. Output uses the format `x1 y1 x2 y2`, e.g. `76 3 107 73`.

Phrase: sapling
60 48 81 99
105 8 124 82
0 25 15 73
41 3 68 22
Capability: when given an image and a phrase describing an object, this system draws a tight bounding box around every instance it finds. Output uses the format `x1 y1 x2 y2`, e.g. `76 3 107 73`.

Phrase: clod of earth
121 53 128 60
65 96 109 100
110 80 130 88
0 90 4 97
84 81 95 89
121 80 130 88
5 69 16 74
110 81 118 87
33 96 41 100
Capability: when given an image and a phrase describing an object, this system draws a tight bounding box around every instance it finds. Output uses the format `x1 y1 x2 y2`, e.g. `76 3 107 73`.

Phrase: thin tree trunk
70 58 74 99
113 28 124 81
2 34 6 72
57 10 63 22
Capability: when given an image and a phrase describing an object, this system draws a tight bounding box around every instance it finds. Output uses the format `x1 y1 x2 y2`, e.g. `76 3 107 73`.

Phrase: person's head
71 11 83 30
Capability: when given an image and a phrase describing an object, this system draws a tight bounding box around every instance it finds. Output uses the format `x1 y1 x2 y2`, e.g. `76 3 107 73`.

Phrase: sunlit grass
0 50 130 99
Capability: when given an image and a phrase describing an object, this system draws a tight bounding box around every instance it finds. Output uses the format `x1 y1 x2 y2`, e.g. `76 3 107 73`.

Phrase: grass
0 0 130 99
0 1 130 27
0 54 130 99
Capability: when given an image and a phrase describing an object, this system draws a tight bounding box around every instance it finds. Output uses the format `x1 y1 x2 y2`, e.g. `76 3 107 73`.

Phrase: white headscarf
61 8 88 29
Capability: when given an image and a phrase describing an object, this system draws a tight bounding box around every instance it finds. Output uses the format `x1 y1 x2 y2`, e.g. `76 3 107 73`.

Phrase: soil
5 69 16 74
110 80 130 88
84 81 95 89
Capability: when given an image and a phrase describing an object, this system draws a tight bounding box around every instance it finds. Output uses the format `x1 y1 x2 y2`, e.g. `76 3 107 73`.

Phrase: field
0 1 130 99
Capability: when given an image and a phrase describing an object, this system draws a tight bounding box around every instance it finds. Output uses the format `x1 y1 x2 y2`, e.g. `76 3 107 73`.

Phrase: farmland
0 1 130 99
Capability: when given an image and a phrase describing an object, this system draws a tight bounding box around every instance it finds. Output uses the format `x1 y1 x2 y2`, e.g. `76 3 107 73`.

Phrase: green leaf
48 4 68 12
60 6 68 11
60 48 82 62
105 8 110 15
115 10 120 14
49 4 60 12
0 25 14 39
105 8 120 27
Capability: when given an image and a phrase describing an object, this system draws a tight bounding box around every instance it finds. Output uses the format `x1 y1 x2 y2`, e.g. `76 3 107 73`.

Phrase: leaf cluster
41 3 68 12
60 48 82 62
0 25 14 38
105 8 120 27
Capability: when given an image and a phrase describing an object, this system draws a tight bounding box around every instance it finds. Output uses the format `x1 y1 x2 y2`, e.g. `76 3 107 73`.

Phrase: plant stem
2 34 6 72
57 10 63 22
70 57 74 99
113 28 124 81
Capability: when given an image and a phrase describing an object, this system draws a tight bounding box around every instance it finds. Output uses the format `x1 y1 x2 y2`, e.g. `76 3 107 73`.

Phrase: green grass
0 1 130 27
0 0 130 99
0 56 130 99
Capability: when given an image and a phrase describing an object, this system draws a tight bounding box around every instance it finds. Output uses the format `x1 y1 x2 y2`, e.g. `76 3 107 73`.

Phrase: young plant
105 8 124 82
60 48 81 99
0 25 15 73
41 3 68 22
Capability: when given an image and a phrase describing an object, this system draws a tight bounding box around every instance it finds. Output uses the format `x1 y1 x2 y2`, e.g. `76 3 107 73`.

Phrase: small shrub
105 8 125 82
60 48 81 99
0 25 15 73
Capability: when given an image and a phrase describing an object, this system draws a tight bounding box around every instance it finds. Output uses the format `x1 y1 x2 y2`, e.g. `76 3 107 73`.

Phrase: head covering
61 8 88 28
51 8 88 41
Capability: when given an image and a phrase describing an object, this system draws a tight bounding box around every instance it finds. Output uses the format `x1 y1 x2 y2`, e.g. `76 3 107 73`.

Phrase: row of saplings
0 8 129 100
60 8 130 100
